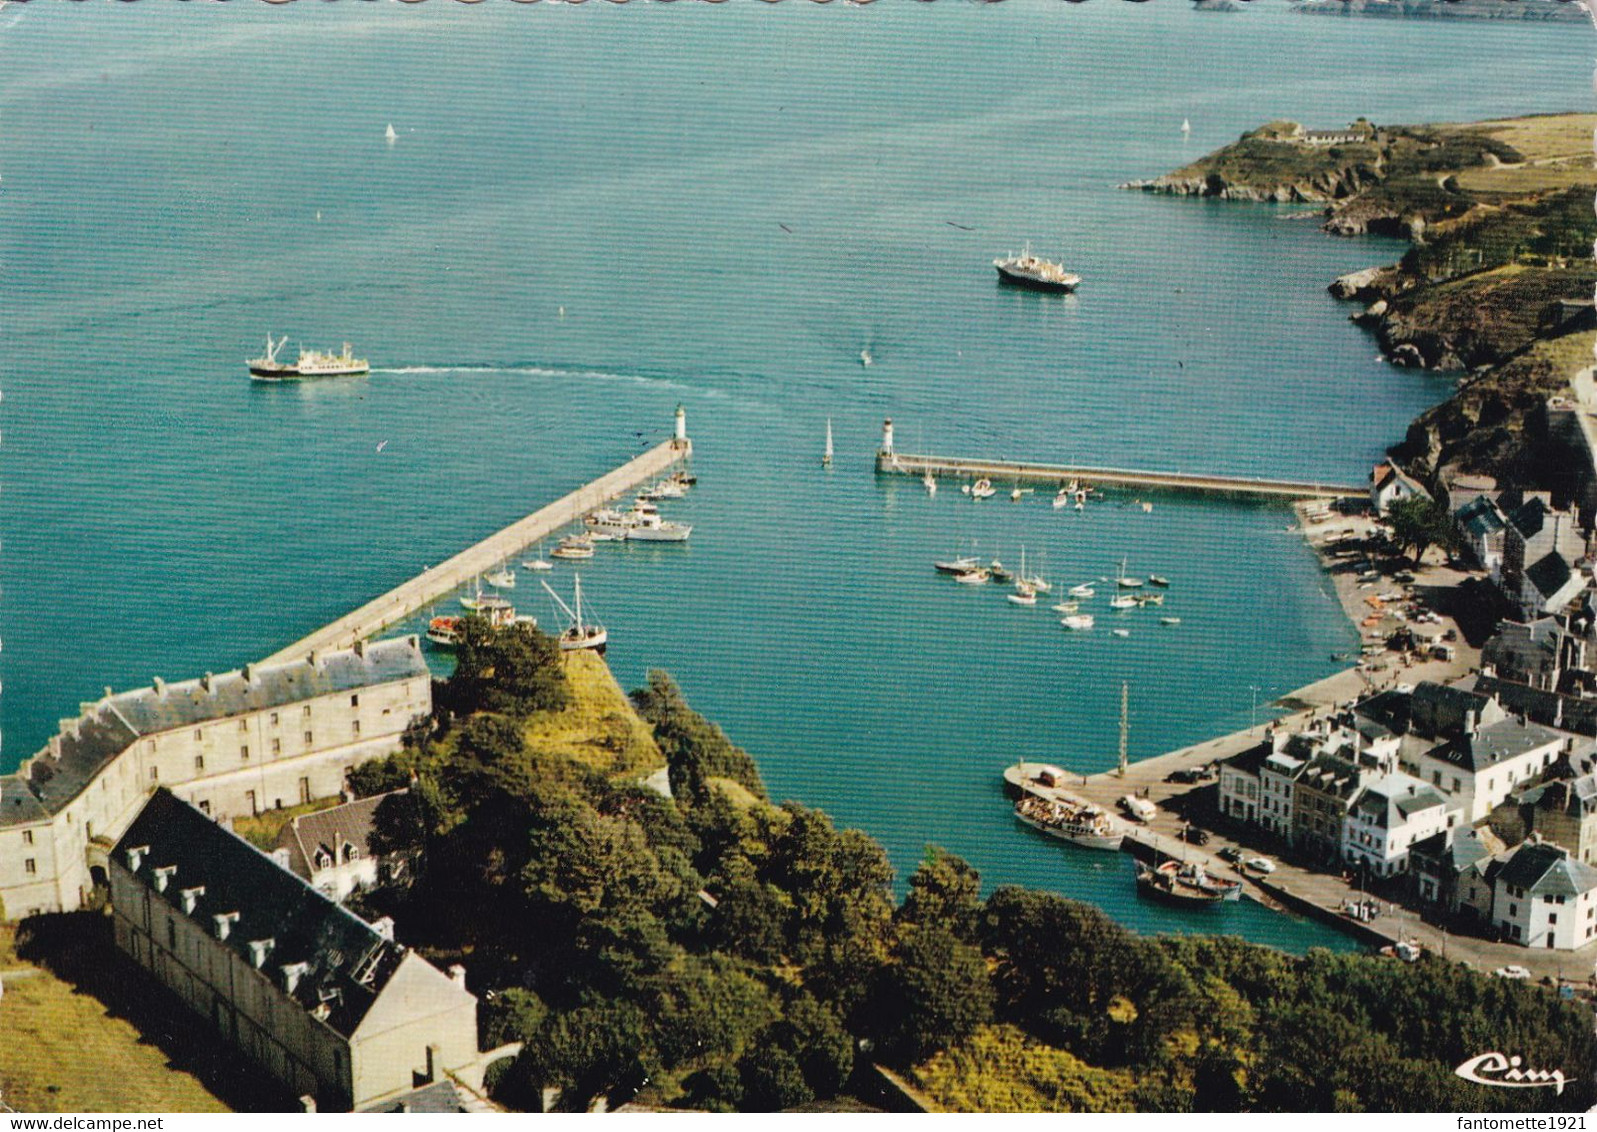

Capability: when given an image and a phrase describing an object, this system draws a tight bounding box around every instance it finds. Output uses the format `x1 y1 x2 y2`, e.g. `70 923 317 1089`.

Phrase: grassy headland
1128 114 1597 482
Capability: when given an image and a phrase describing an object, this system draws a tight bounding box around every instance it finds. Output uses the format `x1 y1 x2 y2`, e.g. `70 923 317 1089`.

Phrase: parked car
1218 846 1244 864
1245 856 1276 874
1164 768 1203 785
1493 965 1532 980
1180 826 1210 846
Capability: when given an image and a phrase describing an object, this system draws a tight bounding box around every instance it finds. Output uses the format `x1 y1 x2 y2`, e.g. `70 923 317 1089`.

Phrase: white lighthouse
880 417 895 456
674 404 687 446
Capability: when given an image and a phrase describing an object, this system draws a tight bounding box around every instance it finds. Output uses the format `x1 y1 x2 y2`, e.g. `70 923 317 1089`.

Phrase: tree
449 619 569 717
1386 493 1458 566
872 924 995 1065
898 848 982 942
737 1045 814 1112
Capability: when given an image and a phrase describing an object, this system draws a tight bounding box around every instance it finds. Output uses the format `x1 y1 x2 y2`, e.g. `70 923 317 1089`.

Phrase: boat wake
368 363 721 399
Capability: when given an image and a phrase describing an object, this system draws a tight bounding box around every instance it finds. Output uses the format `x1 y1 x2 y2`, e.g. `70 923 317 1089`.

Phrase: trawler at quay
247 334 370 380
1013 793 1123 852
993 246 1081 293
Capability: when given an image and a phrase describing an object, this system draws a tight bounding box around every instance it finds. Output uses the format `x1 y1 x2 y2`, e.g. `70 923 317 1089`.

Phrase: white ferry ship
248 334 370 381
993 246 1081 293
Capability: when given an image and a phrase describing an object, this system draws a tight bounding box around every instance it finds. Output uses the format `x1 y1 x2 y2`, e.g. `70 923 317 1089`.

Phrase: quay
260 411 693 666
872 419 1363 501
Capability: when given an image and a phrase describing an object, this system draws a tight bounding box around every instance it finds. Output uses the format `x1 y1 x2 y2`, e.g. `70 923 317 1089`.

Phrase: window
167 918 176 948
1451 776 1460 792
270 712 279 726
22 830 32 845
1549 913 1558 924
350 694 360 708
198 800 211 815
1509 903 1518 917
150 767 159 782
271 738 281 755
194 729 202 741
23 858 35 875
240 745 249 761
352 721 361 737
239 719 248 732
302 705 312 718
304 731 314 746
1432 771 1442 787
194 755 204 771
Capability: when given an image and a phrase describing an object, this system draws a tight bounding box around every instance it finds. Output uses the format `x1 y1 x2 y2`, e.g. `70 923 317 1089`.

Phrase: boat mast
823 418 834 467
574 575 585 635
1117 682 1129 779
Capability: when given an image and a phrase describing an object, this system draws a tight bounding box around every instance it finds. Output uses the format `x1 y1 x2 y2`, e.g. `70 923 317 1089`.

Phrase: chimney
269 847 291 870
153 865 176 892
1464 708 1479 737
125 845 150 873
180 885 206 914
248 938 275 968
281 961 310 994
299 1097 317 1115
448 963 467 990
153 676 166 696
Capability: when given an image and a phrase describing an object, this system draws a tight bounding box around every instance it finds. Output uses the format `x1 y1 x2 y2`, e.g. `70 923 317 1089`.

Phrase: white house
1341 772 1453 878
1406 716 1575 824
1260 748 1307 838
1371 462 1429 516
1218 741 1271 826
1487 838 1597 950
275 791 408 903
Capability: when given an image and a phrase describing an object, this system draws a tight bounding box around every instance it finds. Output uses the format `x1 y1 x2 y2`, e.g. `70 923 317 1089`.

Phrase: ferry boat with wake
248 335 370 380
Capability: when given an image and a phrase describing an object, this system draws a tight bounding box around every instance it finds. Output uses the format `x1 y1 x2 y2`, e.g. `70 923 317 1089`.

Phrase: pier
873 420 1363 501
260 411 693 666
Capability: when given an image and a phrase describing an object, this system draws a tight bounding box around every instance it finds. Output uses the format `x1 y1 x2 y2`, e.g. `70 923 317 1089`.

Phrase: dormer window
342 844 359 863
315 849 332 870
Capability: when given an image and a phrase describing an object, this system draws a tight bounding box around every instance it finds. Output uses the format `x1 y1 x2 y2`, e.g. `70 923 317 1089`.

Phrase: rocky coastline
1127 115 1597 484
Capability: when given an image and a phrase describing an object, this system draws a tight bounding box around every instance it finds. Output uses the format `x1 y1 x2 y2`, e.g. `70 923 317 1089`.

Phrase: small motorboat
955 568 992 585
1136 593 1165 607
1111 628 1131 638
971 478 997 500
923 471 937 495
989 560 1013 582
487 568 516 589
1161 616 1182 626
1052 601 1080 615
1109 595 1138 610
1149 575 1171 587
1053 488 1071 510
523 557 554 572
1061 614 1095 631
1069 583 1096 598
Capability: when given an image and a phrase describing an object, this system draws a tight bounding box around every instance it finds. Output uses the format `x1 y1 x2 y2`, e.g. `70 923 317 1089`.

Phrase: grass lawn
0 921 230 1114
231 796 342 851
519 650 663 779
1456 115 1597 195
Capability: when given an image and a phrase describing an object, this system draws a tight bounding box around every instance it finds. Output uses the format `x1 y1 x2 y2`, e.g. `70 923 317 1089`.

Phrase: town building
1500 496 1587 618
110 789 484 1111
1411 825 1503 916
1370 461 1429 516
1454 494 1508 580
1259 747 1306 839
1483 618 1567 691
1292 753 1365 863
1340 772 1452 878
1217 740 1270 825
275 791 411 902
0 637 431 920
1485 838 1597 950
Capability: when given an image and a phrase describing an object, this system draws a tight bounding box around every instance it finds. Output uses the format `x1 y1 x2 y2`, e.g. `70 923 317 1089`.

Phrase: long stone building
0 637 430 920
111 789 483 1111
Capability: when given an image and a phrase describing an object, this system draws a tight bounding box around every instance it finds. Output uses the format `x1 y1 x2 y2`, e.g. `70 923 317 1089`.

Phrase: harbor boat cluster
936 548 1181 637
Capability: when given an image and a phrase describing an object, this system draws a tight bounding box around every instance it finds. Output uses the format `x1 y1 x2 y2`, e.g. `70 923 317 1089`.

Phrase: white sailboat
1181 118 1192 137
522 542 555 572
1115 556 1143 588
541 576 608 652
1069 583 1096 598
1053 486 1071 510
1020 548 1050 594
1061 614 1095 631
923 470 937 495
823 418 834 468
385 122 398 144
486 565 516 589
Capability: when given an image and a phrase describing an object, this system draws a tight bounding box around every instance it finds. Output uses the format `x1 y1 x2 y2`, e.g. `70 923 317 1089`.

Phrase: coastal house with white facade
275 791 410 902
1370 462 1430 516
1486 838 1597 950
1218 740 1270 826
1341 772 1452 878
111 789 484 1111
0 637 431 920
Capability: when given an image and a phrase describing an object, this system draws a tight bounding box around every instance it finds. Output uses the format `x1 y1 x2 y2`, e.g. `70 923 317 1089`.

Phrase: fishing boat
486 567 516 589
1115 557 1143 588
1135 859 1242 906
954 568 991 585
1069 583 1096 598
1013 794 1124 851
1052 600 1079 615
971 478 997 500
551 534 596 560
989 559 1012 583
1060 614 1095 631
1109 595 1138 611
993 245 1082 293
1149 575 1171 588
823 418 834 468
934 555 980 575
248 334 369 381
923 471 937 495
542 576 608 653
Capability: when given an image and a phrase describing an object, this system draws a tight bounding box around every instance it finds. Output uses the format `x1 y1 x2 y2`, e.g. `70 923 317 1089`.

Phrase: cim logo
1455 1052 1567 1095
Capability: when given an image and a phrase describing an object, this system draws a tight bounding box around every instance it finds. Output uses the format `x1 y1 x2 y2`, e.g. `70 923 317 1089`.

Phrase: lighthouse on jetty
875 417 901 471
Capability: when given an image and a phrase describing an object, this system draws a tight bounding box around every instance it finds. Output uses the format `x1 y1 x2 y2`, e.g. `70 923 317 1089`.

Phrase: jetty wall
260 438 692 666
875 448 1362 501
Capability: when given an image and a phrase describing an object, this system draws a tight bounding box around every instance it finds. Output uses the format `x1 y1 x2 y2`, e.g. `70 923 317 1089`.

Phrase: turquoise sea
3 1 1589 951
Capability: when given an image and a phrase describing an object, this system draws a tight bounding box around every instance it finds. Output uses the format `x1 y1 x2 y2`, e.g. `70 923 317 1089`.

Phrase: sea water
2 0 1587 950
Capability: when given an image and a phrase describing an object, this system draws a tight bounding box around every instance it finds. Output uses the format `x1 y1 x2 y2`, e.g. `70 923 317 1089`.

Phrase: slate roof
1294 753 1363 802
1509 497 1551 541
1483 618 1563 680
278 791 404 881
7 637 426 823
358 1081 472 1114
0 775 50 829
1407 682 1500 739
1349 773 1448 829
1526 552 1580 602
1456 496 1506 539
1411 826 1500 876
1221 741 1273 780
114 789 405 1038
1427 717 1564 774
1496 841 1597 899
